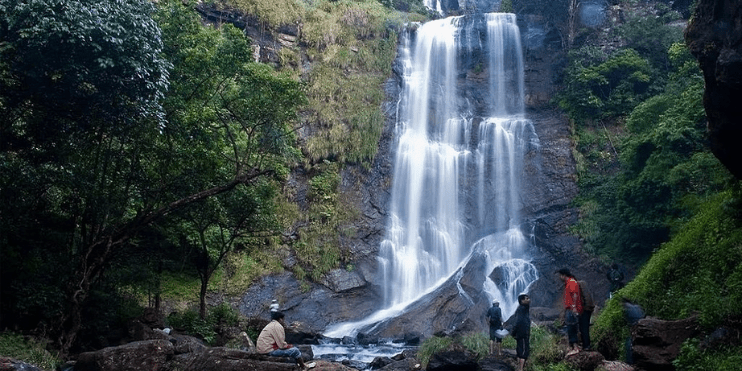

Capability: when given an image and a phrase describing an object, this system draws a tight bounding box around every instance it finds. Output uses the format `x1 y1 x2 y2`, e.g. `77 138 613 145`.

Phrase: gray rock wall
238 13 616 337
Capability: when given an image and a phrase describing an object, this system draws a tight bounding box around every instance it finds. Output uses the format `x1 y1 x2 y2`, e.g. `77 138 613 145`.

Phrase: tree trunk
568 0 579 49
54 168 268 357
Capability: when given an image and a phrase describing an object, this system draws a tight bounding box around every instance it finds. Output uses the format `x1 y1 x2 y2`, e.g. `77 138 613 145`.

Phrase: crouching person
256 311 315 369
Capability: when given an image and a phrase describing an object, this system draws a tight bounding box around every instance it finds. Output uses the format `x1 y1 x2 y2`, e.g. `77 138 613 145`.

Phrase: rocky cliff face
235 11 618 337
685 0 742 180
197 1 622 337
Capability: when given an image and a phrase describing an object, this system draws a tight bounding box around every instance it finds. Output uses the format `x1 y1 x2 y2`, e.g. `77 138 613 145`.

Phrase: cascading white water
379 16 468 307
325 13 539 338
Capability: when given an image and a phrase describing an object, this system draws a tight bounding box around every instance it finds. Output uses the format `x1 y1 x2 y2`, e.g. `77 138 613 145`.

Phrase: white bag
494 329 509 339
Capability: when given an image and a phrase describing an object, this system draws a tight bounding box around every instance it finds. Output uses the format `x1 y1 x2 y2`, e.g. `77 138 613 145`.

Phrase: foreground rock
564 349 605 371
631 316 700 371
71 338 354 371
0 357 44 371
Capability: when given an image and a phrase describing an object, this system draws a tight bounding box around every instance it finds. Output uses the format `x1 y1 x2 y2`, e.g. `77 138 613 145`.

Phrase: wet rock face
685 0 742 179
238 12 609 336
631 316 701 371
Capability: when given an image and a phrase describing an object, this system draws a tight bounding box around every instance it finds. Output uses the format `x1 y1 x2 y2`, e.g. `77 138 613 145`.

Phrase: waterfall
325 13 539 337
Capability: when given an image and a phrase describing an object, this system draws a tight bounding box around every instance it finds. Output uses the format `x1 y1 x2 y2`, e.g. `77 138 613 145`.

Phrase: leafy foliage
1 0 306 354
557 48 651 124
459 332 489 360
593 187 742 361
568 41 734 263
528 325 564 368
0 332 60 370
1 0 171 352
673 338 742 371
500 0 514 13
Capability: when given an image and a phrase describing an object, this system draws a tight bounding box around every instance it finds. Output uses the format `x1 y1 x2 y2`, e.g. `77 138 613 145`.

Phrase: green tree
171 182 281 319
1 0 170 354
557 48 652 124
571 43 734 262
0 0 305 355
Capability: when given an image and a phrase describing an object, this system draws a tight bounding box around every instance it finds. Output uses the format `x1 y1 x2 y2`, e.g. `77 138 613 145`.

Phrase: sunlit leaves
557 48 652 123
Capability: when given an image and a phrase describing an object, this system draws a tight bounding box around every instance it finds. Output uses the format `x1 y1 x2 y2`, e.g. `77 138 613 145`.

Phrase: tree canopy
0 0 305 355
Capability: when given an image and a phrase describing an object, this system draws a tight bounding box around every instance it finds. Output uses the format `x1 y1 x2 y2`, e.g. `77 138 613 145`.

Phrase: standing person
622 299 645 364
576 279 595 351
607 263 625 297
486 300 503 356
510 293 531 371
558 268 582 356
256 311 315 369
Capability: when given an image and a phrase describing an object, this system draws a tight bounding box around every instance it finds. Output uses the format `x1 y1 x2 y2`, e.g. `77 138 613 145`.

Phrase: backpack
577 280 595 312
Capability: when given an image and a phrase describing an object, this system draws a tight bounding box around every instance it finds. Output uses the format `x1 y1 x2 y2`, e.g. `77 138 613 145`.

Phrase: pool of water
311 342 416 370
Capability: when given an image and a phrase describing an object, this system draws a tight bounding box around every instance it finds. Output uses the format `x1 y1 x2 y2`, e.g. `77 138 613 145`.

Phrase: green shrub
529 325 563 366
460 332 489 360
166 303 243 345
417 336 453 368
593 187 742 362
531 363 578 371
556 48 651 124
499 0 513 12
673 338 742 371
0 332 60 370
210 302 241 328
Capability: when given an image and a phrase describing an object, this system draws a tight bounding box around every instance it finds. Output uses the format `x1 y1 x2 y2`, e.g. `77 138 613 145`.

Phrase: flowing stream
323 13 539 347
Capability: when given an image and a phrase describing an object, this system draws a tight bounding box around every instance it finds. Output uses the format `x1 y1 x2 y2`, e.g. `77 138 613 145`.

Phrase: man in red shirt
558 268 582 356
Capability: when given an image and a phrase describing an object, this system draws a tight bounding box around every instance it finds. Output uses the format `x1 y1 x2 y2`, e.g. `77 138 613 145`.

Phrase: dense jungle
1 0 741 370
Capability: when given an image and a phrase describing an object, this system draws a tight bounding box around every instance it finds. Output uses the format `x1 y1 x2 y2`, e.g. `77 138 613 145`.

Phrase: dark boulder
166 349 297 371
564 349 606 371
170 333 208 354
357 332 380 345
75 340 174 371
0 357 43 371
285 325 323 345
685 0 742 179
368 356 394 369
631 316 701 371
596 361 635 371
377 350 420 371
426 344 479 371
478 356 514 371
71 338 325 371
392 332 421 346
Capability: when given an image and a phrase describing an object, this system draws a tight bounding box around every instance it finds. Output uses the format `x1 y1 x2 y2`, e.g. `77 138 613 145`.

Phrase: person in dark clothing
607 263 625 296
510 293 531 371
577 279 595 351
623 299 645 364
486 300 503 356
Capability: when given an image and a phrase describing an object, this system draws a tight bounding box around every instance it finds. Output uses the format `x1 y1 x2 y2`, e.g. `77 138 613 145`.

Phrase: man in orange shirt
558 268 582 356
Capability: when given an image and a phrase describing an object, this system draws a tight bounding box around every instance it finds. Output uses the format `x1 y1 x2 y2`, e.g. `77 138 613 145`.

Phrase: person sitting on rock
256 311 315 369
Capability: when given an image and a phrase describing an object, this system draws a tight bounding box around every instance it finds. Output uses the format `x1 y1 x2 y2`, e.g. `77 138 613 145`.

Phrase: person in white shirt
256 311 315 369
